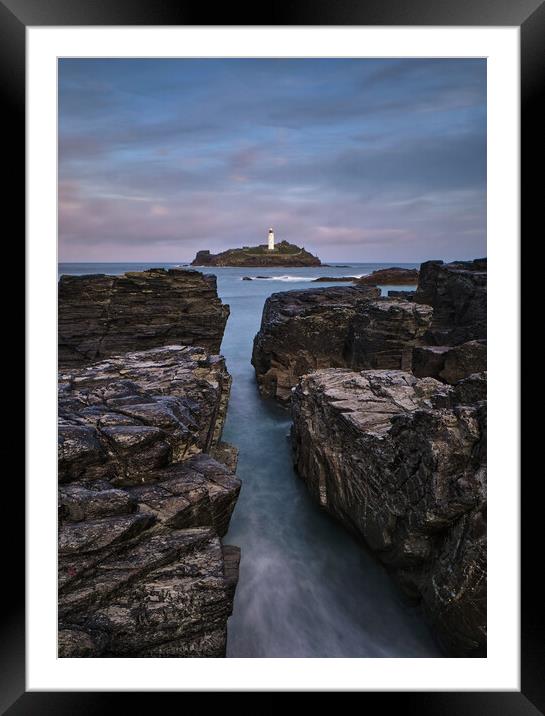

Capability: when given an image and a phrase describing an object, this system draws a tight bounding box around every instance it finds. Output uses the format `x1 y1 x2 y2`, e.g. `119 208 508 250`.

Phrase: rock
251 286 380 403
59 523 240 657
242 276 253 281
58 345 233 485
58 268 229 366
311 276 357 283
356 267 419 286
291 369 486 656
345 299 433 371
251 289 431 403
413 340 487 384
388 290 416 300
211 441 239 473
414 259 486 345
191 240 321 267
58 346 241 658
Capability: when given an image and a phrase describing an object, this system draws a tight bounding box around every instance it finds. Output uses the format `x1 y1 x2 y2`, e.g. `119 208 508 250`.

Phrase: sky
58 58 486 263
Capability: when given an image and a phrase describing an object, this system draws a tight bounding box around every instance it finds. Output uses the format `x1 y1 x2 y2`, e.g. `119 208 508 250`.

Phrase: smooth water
58 261 441 657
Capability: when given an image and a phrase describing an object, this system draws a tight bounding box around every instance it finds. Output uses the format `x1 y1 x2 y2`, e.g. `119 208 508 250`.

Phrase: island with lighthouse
191 228 322 267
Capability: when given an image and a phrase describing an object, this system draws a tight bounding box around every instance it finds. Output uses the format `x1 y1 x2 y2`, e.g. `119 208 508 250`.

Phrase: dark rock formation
414 259 486 345
58 346 241 657
251 288 431 404
388 290 416 300
311 276 357 283
251 286 380 403
191 241 321 267
58 268 229 367
356 267 419 286
346 299 433 371
291 369 486 656
413 340 487 385
58 345 232 484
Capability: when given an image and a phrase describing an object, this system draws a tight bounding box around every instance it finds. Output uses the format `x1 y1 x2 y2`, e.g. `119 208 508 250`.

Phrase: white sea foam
242 275 316 282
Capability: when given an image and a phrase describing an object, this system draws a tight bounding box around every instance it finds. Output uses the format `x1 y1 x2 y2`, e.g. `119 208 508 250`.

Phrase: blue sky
59 58 486 262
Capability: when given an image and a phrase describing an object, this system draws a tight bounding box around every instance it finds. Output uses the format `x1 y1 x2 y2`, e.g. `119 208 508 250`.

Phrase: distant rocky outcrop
310 268 419 285
292 369 487 656
191 240 321 267
311 276 357 283
251 287 432 404
356 267 420 286
58 268 229 367
58 345 241 657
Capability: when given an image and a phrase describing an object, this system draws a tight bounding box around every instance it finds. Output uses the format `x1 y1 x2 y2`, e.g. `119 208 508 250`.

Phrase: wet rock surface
58 345 241 657
291 369 486 656
58 268 229 366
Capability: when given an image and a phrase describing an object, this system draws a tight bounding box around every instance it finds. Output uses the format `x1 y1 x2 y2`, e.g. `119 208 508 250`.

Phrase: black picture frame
7 0 538 710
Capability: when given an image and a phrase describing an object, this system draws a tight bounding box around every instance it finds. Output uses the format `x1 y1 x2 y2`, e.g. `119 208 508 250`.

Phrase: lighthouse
268 228 275 251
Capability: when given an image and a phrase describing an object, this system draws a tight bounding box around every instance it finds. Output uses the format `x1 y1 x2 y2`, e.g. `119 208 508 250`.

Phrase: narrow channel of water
216 266 442 658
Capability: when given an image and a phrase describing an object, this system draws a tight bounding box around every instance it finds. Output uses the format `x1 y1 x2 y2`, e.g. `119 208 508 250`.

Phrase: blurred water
58 261 441 657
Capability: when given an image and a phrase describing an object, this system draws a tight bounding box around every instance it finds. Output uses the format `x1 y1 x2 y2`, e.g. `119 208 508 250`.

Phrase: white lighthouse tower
268 227 275 251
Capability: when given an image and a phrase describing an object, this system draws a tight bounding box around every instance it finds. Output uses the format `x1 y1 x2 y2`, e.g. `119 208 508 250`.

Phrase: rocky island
58 269 240 657
191 239 321 268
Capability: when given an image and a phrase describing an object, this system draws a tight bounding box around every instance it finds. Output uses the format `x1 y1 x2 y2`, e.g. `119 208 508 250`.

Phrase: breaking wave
241 273 369 282
242 275 316 282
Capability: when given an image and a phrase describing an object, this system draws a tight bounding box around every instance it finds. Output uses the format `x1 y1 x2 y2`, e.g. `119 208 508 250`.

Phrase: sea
58 261 442 657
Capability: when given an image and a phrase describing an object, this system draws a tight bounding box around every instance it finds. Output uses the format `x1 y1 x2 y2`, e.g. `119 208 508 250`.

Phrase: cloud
58 58 486 262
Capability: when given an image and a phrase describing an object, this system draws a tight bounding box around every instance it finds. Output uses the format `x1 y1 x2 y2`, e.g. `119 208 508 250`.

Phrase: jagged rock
58 345 232 484
441 341 487 384
414 259 486 345
59 523 240 657
291 369 486 656
251 289 431 403
346 299 433 371
356 267 419 285
58 268 229 366
211 441 239 473
58 346 241 658
251 286 380 403
388 290 416 300
413 340 487 384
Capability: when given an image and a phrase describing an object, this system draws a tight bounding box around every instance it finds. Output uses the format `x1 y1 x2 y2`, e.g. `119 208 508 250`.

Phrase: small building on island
268 228 275 251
